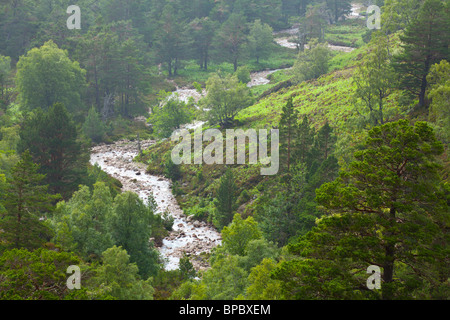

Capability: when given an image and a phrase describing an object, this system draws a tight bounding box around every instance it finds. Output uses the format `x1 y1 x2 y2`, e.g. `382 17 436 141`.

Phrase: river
90 140 222 272
273 3 363 52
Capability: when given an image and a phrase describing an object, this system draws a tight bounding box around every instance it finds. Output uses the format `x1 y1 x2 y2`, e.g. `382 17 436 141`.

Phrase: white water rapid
90 140 222 272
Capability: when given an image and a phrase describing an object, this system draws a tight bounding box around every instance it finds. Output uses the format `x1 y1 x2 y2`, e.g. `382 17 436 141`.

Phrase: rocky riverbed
90 140 222 272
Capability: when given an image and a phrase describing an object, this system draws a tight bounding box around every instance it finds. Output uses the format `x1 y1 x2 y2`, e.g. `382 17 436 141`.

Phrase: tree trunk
382 206 396 300
382 243 395 300
419 56 431 108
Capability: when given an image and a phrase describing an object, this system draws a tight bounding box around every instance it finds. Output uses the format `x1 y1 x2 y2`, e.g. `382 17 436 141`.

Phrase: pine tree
353 32 395 125
213 168 237 230
19 103 88 198
0 151 58 250
179 253 196 280
109 192 160 278
83 106 106 143
279 97 299 173
248 19 274 63
393 0 449 108
311 121 336 170
295 120 448 300
214 13 247 72
154 4 192 76
296 114 315 166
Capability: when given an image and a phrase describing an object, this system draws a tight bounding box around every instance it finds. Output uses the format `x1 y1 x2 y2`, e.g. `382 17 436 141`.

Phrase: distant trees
74 21 149 117
190 17 218 70
325 0 351 23
154 4 192 77
0 55 11 105
214 14 248 72
298 3 328 46
248 19 274 63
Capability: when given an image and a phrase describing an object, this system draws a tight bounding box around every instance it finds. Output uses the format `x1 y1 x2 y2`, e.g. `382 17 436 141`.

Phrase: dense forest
0 0 448 302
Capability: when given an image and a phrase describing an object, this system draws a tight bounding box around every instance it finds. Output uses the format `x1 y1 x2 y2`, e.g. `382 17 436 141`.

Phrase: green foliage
83 106 106 143
279 120 449 300
49 182 114 259
186 198 215 221
392 0 449 108
0 125 20 178
0 151 58 251
213 14 247 72
150 91 193 138
86 163 123 199
196 254 249 300
244 258 283 300
179 253 197 280
427 60 450 144
201 72 254 127
235 66 251 85
110 191 160 278
353 32 395 126
89 246 154 300
15 41 86 114
221 213 262 256
213 168 237 230
248 19 274 63
0 248 82 300
18 103 89 198
381 0 426 32
238 239 279 272
255 191 301 247
293 39 332 83
164 155 182 181
0 55 11 106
